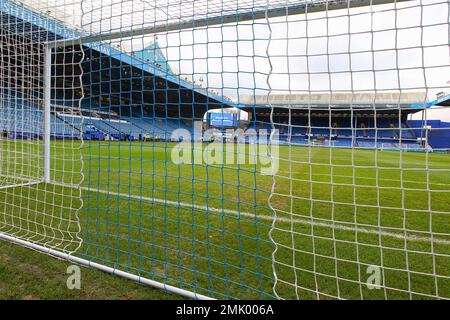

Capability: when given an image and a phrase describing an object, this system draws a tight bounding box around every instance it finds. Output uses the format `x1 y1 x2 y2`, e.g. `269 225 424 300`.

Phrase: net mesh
0 0 83 252
0 0 449 299
265 0 450 299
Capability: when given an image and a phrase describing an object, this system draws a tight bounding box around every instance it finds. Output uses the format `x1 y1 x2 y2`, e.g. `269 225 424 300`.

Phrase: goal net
0 0 83 252
0 0 449 300
263 0 450 299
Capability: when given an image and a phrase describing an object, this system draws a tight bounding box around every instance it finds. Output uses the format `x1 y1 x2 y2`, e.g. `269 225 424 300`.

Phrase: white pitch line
82 186 450 245
277 170 450 187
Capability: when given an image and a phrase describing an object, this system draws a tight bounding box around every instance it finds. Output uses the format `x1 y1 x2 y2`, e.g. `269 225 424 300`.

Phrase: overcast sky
27 0 450 120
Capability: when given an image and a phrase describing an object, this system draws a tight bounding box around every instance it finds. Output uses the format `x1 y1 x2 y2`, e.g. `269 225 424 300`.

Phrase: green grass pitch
0 140 449 299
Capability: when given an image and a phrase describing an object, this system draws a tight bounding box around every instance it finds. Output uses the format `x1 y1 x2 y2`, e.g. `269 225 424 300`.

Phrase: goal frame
1 0 430 301
48 0 411 49
43 45 51 183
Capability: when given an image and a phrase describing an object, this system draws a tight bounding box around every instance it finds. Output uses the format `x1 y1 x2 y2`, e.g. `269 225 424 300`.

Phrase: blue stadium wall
407 120 450 149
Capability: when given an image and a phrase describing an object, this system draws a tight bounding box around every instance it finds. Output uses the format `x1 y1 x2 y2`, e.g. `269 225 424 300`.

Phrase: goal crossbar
48 0 410 48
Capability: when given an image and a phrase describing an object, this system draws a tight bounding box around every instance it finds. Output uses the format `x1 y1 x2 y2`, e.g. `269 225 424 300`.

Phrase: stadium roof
411 94 450 108
0 0 239 111
1 0 439 115
239 92 434 111
42 0 410 47
132 40 173 75
240 92 427 104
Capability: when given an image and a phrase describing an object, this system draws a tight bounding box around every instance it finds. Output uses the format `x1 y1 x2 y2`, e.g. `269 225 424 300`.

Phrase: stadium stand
408 119 450 150
0 0 448 150
2 90 448 150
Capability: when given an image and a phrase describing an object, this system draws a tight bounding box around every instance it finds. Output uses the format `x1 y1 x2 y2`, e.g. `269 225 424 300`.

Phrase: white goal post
0 0 83 253
43 45 51 183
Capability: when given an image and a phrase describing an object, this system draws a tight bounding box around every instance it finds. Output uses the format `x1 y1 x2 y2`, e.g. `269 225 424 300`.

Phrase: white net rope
0 0 83 253
266 0 450 299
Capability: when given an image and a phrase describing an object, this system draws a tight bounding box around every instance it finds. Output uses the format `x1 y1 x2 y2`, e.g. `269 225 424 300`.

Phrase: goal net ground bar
0 230 214 300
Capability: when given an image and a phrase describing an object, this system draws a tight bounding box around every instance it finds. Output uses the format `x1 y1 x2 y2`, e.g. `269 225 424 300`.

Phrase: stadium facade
240 93 450 150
